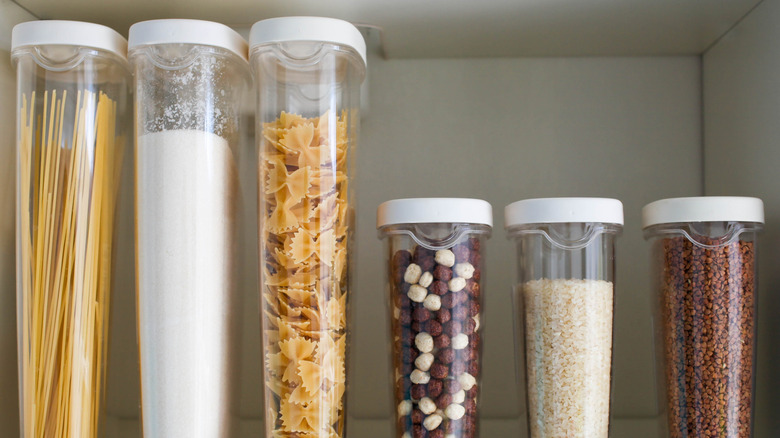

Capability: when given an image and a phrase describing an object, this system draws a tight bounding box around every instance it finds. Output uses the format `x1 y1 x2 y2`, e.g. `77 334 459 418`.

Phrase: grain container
378 198 493 438
505 197 623 438
129 19 250 437
12 20 131 438
643 196 764 438
250 17 366 437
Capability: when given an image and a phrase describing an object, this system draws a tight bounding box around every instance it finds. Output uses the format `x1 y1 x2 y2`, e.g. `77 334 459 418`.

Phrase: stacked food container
251 17 366 437
12 21 131 437
506 198 623 437
378 198 492 438
643 196 763 438
129 19 250 437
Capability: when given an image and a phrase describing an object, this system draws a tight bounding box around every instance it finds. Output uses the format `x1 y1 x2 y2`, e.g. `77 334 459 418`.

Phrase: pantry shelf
10 0 764 57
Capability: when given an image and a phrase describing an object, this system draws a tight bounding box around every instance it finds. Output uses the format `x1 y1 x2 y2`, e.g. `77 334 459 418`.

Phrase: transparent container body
379 223 491 438
508 222 621 438
645 222 761 438
130 43 249 437
13 44 130 437
252 41 365 437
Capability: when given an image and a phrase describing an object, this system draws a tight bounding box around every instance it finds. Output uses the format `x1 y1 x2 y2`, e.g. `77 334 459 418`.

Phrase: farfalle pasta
260 111 351 437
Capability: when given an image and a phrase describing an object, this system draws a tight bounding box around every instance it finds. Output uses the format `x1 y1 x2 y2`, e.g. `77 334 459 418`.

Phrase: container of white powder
129 20 250 438
505 198 623 438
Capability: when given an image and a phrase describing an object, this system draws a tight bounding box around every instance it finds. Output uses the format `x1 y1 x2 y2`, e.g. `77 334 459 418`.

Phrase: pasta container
250 16 366 438
643 197 763 438
12 20 131 438
505 198 623 438
377 198 493 438
128 19 250 438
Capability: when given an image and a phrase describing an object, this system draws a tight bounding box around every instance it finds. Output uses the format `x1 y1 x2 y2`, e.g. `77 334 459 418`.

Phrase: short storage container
643 196 764 438
378 198 493 438
505 197 624 438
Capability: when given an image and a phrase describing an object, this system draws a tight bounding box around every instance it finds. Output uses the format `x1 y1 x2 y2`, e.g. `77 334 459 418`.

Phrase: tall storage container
377 198 493 438
250 16 367 438
505 198 623 438
12 20 131 437
129 19 250 437
643 197 764 438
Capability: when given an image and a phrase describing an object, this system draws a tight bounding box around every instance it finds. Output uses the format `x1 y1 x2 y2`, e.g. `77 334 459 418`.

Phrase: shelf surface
12 0 763 58
103 416 662 437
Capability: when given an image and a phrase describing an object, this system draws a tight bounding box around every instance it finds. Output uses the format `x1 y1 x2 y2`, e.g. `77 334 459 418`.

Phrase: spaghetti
18 89 122 437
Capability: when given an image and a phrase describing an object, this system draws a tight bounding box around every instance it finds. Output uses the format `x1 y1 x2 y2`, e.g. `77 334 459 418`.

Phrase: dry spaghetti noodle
18 89 123 437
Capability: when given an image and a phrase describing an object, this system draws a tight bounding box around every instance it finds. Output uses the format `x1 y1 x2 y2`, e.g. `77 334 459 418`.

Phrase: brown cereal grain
452 306 469 321
465 280 480 298
451 360 467 376
437 393 453 409
413 308 432 322
437 348 455 364
431 281 449 296
389 239 484 438
436 308 452 324
427 320 443 337
444 380 462 394
411 384 427 400
441 293 456 309
660 236 755 438
467 360 479 376
433 265 453 281
443 321 462 337
427 379 443 398
434 334 451 350
430 363 449 379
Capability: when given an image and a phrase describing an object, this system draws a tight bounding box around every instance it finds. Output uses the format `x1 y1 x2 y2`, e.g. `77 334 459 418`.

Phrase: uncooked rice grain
521 278 613 437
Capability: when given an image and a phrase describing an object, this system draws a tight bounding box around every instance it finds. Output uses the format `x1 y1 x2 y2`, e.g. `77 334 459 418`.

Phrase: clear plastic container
250 17 367 438
128 19 250 437
377 198 493 438
643 197 764 438
12 20 131 438
505 198 623 438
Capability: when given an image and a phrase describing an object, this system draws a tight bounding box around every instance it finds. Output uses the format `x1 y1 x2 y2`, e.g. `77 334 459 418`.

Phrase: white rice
521 278 613 437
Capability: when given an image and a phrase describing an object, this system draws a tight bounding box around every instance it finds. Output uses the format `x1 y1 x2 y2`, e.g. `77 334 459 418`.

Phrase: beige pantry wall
0 48 20 438
703 0 780 435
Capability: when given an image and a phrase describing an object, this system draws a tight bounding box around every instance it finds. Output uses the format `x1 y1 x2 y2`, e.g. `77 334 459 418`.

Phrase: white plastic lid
642 196 765 228
128 19 248 61
249 16 367 66
11 20 127 60
505 197 624 227
377 198 493 228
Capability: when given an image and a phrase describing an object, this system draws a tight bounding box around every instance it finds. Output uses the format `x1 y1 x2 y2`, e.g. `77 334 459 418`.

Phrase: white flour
137 129 238 437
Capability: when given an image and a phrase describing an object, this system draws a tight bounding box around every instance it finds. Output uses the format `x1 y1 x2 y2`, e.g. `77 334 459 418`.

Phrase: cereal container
129 19 250 437
12 20 131 438
643 197 763 438
505 198 623 438
250 17 366 438
378 198 493 438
